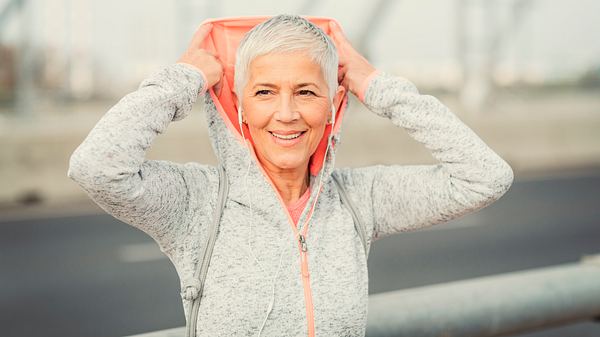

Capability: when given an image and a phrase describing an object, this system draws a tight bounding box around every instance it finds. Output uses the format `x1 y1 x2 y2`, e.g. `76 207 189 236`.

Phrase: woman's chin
273 161 305 171
270 154 309 171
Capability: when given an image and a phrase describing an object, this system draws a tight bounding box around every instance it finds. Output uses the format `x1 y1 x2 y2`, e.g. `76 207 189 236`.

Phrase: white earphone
237 102 336 337
237 104 287 336
330 104 336 129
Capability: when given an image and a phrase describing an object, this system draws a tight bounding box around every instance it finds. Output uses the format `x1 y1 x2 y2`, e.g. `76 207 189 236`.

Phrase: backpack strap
331 172 370 260
184 164 228 337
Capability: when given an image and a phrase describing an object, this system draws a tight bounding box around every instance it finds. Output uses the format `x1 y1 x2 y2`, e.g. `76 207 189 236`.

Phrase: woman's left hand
328 21 377 99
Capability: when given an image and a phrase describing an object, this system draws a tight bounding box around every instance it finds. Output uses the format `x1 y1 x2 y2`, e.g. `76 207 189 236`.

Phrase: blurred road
1 172 599 337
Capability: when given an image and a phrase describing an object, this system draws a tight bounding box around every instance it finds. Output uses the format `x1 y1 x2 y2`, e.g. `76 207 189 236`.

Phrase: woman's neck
260 160 310 205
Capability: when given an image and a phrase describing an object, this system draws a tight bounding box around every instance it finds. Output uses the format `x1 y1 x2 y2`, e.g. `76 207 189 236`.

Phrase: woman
67 14 513 337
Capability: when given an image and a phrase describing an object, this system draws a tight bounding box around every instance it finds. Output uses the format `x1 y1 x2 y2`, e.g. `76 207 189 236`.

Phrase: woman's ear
232 91 239 107
331 84 346 119
232 92 244 123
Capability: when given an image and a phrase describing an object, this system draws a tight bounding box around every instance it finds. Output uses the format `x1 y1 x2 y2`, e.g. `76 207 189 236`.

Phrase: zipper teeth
295 214 315 337
245 141 317 337
296 184 321 337
302 251 315 337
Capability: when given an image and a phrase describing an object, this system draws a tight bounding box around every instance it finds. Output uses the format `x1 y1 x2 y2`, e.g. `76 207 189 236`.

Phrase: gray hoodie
67 63 514 336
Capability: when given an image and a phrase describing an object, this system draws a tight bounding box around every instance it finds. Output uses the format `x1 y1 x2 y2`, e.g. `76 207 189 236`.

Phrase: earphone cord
254 135 333 337
239 119 288 337
238 107 334 337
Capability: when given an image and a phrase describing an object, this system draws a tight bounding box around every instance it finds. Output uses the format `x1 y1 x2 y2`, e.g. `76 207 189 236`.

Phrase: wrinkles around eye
255 90 272 96
254 90 318 97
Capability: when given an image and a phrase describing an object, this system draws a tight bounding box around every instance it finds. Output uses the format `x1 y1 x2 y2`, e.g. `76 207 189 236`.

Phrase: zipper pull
298 234 308 252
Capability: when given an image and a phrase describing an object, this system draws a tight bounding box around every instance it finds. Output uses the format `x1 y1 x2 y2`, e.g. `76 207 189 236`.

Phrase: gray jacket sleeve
67 63 213 253
336 72 514 242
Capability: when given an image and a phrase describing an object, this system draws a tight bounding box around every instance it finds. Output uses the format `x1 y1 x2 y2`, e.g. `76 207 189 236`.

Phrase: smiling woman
67 14 513 337
230 16 349 207
237 52 344 205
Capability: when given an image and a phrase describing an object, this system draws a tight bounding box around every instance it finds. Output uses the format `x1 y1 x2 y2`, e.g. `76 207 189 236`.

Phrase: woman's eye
298 90 315 96
255 90 272 96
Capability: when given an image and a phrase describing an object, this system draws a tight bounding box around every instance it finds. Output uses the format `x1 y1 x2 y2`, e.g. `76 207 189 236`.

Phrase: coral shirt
286 187 311 226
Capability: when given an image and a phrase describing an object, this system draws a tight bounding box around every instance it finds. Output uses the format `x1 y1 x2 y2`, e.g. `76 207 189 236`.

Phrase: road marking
117 242 167 263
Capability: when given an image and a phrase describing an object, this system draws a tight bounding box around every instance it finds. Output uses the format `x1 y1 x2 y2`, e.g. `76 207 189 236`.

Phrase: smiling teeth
271 132 303 140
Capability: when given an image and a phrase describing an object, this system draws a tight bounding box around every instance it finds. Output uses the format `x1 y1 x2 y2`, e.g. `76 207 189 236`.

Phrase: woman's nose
275 95 299 122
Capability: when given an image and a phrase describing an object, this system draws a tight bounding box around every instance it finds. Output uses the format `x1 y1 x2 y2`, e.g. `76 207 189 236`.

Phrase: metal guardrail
367 254 600 337
125 254 600 337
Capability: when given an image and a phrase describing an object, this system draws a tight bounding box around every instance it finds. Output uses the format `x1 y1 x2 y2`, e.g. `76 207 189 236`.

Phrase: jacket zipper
298 231 315 337
246 142 316 337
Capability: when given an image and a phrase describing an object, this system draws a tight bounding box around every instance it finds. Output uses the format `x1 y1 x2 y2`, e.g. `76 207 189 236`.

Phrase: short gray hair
234 14 339 106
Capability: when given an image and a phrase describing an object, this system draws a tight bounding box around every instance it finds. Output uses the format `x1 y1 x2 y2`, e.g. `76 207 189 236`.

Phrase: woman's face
239 52 345 173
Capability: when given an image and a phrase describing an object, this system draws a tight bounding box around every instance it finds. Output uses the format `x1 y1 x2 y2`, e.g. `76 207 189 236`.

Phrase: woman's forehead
247 53 326 86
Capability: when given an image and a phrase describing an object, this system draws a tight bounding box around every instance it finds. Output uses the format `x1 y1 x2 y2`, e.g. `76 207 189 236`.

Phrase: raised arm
329 21 514 242
343 72 514 240
67 24 223 252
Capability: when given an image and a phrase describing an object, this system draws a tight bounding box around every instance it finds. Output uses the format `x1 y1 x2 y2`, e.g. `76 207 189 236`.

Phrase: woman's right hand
177 23 223 93
328 21 377 101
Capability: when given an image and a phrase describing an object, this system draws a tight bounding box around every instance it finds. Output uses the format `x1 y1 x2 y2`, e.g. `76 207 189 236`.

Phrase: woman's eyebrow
295 82 319 89
252 83 278 89
252 82 320 89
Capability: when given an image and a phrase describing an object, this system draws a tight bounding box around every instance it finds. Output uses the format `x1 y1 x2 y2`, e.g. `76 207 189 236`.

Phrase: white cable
256 241 286 336
238 105 335 336
238 108 288 336
259 130 334 336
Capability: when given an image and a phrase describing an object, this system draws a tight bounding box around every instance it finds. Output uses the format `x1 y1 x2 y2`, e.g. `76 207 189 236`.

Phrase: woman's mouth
268 130 307 147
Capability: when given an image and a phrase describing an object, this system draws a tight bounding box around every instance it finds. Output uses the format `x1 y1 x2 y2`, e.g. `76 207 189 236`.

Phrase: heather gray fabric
67 63 514 336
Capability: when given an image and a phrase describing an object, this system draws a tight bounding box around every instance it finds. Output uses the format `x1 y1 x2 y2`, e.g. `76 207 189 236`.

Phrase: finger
328 21 342 38
328 21 348 44
337 64 347 82
330 23 352 65
338 71 346 85
337 53 348 67
190 23 213 47
214 70 224 96
328 22 342 47
339 77 348 91
214 80 222 96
